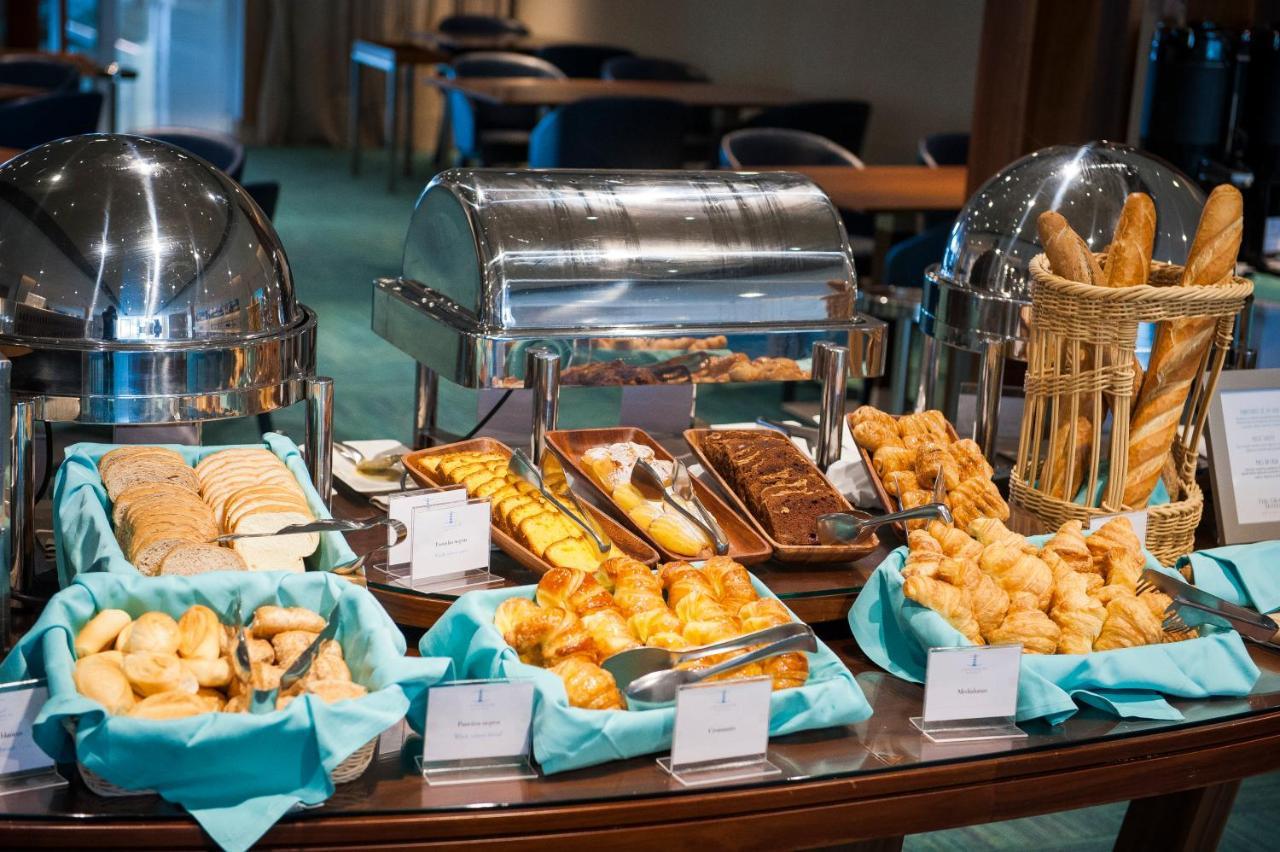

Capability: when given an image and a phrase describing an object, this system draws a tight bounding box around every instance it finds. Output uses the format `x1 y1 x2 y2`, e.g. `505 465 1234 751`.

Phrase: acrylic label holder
657 676 780 788
910 644 1027 743
417 679 537 785
0 679 67 796
383 486 502 594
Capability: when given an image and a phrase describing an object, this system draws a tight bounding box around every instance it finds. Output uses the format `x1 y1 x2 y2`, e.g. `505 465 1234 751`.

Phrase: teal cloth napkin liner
419 576 872 774
0 571 451 852
52 434 357 587
850 535 1260 726
1178 542 1280 614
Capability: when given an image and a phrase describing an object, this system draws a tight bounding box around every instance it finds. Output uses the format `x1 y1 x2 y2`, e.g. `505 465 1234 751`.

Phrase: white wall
516 0 984 163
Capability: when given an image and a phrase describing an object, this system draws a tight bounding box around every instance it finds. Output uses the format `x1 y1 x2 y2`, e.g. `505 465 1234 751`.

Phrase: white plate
333 439 411 495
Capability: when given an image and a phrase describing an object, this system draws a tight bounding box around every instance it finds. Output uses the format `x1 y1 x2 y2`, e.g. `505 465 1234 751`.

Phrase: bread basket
1009 255 1252 565
67 716 377 797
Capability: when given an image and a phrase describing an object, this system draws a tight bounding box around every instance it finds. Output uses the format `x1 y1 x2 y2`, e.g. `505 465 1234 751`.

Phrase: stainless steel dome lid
921 141 1205 354
400 168 858 335
0 134 299 348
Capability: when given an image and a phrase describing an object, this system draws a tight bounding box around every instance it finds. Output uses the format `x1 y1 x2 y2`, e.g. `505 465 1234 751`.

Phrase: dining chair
133 126 246 181
0 91 103 149
0 55 80 91
742 99 872 159
918 132 969 167
527 96 685 169
601 56 708 82
437 15 528 36
444 51 565 166
535 44 633 78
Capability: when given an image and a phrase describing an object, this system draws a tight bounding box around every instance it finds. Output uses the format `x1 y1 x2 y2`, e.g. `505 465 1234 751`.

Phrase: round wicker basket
1011 255 1251 565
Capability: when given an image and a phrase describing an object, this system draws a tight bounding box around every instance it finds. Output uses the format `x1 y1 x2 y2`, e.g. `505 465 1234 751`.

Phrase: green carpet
226 146 1279 848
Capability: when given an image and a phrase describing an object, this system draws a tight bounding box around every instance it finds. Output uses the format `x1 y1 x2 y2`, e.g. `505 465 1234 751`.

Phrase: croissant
1049 571 1107 654
926 520 983 560
536 568 616 616
494 597 555 663
1095 547 1143 602
968 516 1032 551
968 572 1011 642
1085 517 1142 571
948 476 1009 530
873 445 916 478
660 561 717 609
646 631 689 650
595 554 651 592
630 606 684 643
680 651 766 683
1094 595 1163 650
674 591 737 626
949 438 994 481
849 405 897 431
540 608 598 664
852 420 903 453
903 574 984 645
908 529 942 554
898 410 950 440
915 442 961 492
609 561 667 618
899 488 934 530
703 556 759 614
936 556 981 590
682 617 740 646
548 657 625 710
988 604 1061 654
979 542 1054 611
737 598 808 690
579 608 641 659
1042 520 1094 574
884 470 921 497
902 545 943 579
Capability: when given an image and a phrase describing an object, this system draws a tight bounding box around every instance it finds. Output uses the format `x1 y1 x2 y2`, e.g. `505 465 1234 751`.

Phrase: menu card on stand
384 487 499 593
910 644 1026 743
417 679 537 785
1207 369 1280 544
656 676 780 787
0 680 67 796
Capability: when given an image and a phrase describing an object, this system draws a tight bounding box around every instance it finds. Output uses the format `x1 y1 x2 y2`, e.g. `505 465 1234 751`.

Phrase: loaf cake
700 430 844 546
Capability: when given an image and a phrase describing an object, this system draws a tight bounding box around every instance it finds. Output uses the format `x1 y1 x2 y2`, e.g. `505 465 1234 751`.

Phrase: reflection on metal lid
401 169 858 334
0 133 296 345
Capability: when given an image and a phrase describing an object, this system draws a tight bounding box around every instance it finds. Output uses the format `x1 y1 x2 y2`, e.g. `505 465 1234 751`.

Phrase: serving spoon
816 503 951 545
603 621 812 691
624 628 818 704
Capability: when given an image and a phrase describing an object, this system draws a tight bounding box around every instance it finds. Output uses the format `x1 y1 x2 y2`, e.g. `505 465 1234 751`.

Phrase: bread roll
123 611 180 655
1123 185 1242 507
126 691 209 721
75 609 132 658
177 605 222 659
251 605 326 638
123 651 188 696
179 656 232 689
74 653 135 714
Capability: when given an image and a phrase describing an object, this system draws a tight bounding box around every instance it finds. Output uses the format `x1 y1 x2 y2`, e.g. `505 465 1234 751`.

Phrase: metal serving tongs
226 591 276 714
624 624 818 704
508 448 612 554
215 518 407 582
1138 568 1280 648
631 458 729 555
817 503 952 545
603 621 812 691
277 605 343 695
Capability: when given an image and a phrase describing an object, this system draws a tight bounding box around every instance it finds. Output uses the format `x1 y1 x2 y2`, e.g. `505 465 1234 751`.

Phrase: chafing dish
919 141 1204 457
372 168 886 464
0 135 333 637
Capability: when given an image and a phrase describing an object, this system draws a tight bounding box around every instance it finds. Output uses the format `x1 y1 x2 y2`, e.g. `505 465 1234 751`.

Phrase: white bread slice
231 511 318 570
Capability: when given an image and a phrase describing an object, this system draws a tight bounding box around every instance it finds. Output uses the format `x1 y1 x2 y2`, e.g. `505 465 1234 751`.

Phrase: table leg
349 59 362 175
1114 780 1240 852
385 64 399 192
403 66 415 178
433 86 452 174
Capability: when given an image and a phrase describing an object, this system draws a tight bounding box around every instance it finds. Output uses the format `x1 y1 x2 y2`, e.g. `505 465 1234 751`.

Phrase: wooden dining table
0 83 46 103
0 147 22 164
427 76 798 110
761 164 967 213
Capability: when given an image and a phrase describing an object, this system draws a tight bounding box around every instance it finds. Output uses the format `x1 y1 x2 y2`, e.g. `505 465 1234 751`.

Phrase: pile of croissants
1036 184 1243 508
902 515 1194 654
493 556 809 710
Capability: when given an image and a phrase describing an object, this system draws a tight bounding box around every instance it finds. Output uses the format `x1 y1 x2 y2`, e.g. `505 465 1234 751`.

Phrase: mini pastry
987 604 1061 655
548 657 625 710
180 656 233 689
304 679 368 704
177 605 222 660
123 651 191 696
272 630 321 669
904 574 983 645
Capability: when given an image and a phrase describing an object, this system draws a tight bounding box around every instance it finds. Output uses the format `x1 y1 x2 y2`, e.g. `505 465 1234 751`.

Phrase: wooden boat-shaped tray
545 427 772 565
402 437 659 575
849 411 961 537
683 428 877 564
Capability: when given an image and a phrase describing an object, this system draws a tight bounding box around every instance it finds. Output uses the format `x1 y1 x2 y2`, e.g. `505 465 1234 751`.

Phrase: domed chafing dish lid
0 134 297 347
921 141 1205 354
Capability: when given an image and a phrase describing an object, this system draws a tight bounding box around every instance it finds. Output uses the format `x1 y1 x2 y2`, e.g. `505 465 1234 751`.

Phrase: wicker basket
67 718 376 797
1010 255 1252 565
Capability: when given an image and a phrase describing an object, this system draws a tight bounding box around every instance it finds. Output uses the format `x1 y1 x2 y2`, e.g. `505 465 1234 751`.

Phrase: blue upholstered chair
601 55 708 82
0 55 80 91
536 44 632 78
443 52 565 166
438 15 528 36
134 127 245 181
528 96 685 169
742 99 871 159
0 91 103 149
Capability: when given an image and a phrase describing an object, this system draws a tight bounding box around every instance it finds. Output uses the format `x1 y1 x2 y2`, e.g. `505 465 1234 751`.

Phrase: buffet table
3 629 1277 849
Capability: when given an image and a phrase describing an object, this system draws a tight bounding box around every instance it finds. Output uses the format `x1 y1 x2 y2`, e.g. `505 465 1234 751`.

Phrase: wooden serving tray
545 427 772 565
402 438 659 575
683 428 877 564
849 412 960 537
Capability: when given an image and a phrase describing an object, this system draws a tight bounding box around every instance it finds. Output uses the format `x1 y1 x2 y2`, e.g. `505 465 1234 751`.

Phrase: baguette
1038 211 1104 285
1103 193 1156 288
1122 185 1243 508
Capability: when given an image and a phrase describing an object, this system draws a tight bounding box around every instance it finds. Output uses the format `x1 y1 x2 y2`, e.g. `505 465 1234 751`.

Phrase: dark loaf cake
700 430 845 546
